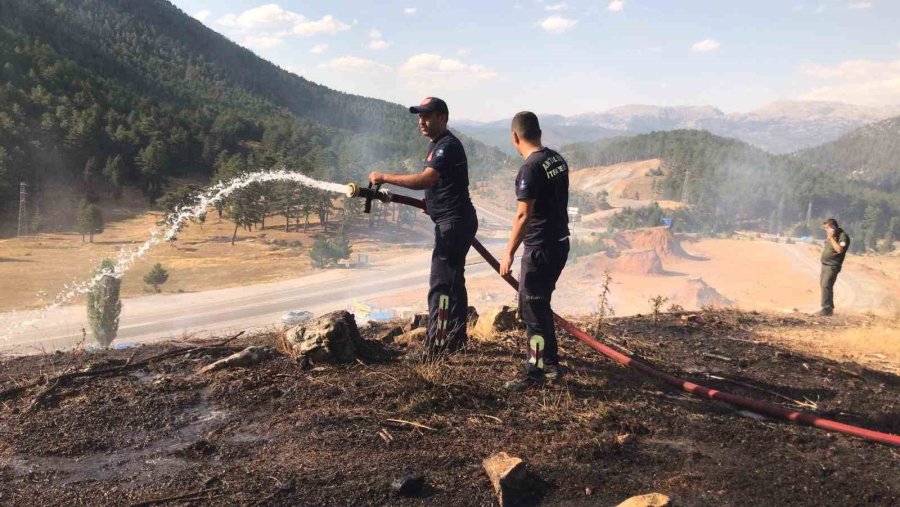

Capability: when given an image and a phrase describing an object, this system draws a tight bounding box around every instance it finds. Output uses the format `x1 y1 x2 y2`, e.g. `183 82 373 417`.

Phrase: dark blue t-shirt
515 147 569 247
424 131 476 224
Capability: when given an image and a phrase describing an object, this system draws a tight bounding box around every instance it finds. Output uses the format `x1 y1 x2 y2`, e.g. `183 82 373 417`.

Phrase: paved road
0 240 511 355
472 197 605 236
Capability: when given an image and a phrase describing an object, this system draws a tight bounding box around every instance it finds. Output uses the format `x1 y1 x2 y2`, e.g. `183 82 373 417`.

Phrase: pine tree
86 258 122 348
143 263 169 293
76 199 104 242
881 216 899 253
308 233 352 268
137 138 168 203
102 155 125 199
82 156 101 199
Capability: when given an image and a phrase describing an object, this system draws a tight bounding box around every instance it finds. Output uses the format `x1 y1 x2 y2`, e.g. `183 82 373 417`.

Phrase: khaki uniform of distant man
816 218 850 317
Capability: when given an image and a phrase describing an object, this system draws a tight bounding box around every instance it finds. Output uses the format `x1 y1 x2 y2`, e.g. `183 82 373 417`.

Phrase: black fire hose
345 183 900 447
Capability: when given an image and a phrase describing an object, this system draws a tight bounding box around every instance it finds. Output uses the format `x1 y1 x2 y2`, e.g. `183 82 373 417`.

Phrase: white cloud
798 59 900 106
292 15 351 37
848 1 873 8
194 9 211 22
216 4 304 30
404 7 417 15
539 15 577 33
545 3 568 11
399 53 497 88
369 29 382 38
242 35 284 49
310 43 328 54
368 39 390 50
216 13 238 27
691 39 721 53
215 5 351 50
608 0 625 12
320 56 391 72
457 48 471 56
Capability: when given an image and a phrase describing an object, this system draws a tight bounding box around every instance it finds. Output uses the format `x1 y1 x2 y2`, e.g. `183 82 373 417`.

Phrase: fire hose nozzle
346 182 391 213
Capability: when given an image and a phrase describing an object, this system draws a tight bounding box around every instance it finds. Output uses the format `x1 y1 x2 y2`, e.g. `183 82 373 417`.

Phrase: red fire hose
353 185 900 447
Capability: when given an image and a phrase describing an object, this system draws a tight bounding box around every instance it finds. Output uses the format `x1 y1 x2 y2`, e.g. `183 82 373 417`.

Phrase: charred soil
0 310 898 506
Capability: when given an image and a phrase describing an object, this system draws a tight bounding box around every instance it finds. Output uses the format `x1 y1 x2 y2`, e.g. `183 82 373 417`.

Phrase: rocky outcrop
276 310 363 363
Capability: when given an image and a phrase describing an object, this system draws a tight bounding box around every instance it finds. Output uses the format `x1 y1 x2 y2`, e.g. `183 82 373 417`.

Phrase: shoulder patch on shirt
427 147 446 163
839 241 847 247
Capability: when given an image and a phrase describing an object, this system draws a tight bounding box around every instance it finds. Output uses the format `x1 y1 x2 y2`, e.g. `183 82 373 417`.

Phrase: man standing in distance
815 218 850 316
500 111 570 390
369 97 478 356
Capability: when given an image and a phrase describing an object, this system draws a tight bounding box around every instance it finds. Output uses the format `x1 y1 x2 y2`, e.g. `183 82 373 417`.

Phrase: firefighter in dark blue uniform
500 111 570 390
369 97 478 357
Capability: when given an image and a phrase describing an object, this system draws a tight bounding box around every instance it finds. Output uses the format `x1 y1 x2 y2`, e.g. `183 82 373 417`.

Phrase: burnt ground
0 310 898 506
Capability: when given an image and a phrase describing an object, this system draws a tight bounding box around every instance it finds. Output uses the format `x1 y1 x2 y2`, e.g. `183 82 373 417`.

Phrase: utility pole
17 182 28 237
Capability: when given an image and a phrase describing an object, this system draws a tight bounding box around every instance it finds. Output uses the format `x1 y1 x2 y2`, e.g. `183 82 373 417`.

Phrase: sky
170 0 900 121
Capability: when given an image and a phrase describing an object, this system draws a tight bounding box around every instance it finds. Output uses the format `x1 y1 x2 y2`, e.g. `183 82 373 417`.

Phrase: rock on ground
276 310 363 363
616 493 672 507
473 306 519 341
393 327 427 349
482 452 527 507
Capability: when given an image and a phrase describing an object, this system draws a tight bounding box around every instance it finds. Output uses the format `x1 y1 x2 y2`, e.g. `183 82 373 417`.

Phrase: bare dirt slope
568 159 684 209
0 311 897 506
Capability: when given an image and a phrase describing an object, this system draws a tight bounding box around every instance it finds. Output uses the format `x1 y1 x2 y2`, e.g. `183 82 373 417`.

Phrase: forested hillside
0 0 509 235
795 115 900 193
561 130 899 251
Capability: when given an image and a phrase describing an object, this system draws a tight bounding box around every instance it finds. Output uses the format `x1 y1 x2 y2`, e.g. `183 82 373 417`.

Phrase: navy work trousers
427 217 478 351
518 239 569 375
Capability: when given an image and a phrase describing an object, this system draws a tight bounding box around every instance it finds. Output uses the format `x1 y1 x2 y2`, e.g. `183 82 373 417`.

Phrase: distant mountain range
796 114 900 193
457 101 900 155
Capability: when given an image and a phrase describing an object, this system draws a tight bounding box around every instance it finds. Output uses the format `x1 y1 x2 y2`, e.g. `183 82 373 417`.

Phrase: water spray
2 170 349 341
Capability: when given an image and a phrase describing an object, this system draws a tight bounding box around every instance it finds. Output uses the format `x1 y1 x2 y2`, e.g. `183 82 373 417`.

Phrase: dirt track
1 310 898 506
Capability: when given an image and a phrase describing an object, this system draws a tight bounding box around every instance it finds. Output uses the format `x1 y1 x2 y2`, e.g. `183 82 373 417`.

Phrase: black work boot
543 363 564 382
504 372 545 391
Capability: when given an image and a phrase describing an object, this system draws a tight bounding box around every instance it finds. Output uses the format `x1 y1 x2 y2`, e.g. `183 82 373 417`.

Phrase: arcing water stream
2 170 350 341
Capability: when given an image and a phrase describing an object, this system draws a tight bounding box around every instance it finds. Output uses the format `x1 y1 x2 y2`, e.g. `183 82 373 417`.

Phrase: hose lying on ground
349 183 900 447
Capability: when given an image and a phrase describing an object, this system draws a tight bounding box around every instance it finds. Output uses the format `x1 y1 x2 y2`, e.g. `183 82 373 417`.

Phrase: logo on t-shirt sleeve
427 148 445 164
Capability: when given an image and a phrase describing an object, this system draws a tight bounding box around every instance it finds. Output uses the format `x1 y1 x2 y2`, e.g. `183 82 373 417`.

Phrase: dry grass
0 204 427 312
